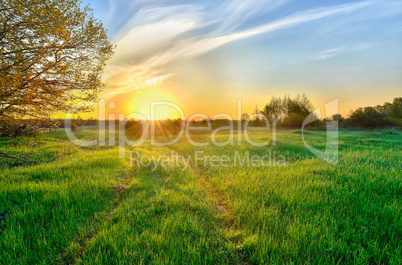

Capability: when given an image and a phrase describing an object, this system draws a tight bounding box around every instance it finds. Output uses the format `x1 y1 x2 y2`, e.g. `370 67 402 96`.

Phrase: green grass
0 130 129 264
0 129 401 264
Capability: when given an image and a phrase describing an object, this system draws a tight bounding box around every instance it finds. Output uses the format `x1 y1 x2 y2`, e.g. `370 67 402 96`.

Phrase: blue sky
83 0 402 116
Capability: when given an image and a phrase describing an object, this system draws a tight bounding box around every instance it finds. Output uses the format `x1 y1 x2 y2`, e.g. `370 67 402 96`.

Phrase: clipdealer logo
65 98 339 167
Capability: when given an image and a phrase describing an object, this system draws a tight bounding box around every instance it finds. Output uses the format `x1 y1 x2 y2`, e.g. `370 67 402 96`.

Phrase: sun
127 87 181 120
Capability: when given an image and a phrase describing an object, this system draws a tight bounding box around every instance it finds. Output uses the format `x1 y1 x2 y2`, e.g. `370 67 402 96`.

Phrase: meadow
0 129 401 264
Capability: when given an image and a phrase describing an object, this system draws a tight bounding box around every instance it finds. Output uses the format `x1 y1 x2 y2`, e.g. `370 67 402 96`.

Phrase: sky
82 0 402 119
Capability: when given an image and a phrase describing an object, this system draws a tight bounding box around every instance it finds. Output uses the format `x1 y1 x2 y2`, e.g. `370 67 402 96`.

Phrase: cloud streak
102 0 397 99
173 1 372 59
314 42 377 60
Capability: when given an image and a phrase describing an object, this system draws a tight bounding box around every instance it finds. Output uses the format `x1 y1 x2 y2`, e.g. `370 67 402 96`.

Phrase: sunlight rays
126 86 181 120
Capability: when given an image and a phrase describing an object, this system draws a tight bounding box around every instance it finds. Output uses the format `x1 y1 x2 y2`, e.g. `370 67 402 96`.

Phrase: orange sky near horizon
77 82 400 121
75 0 402 121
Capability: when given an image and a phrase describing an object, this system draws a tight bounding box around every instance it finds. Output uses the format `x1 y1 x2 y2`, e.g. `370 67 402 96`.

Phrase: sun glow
127 87 181 120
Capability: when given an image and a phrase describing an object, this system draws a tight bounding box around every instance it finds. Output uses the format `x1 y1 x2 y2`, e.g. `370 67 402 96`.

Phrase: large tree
0 0 114 127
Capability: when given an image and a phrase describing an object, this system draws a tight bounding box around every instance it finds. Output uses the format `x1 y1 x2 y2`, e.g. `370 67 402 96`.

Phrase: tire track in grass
166 146 242 243
165 146 254 265
161 144 251 263
60 170 134 264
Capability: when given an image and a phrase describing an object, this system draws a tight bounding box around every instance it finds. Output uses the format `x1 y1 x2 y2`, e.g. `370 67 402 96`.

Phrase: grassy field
0 129 401 264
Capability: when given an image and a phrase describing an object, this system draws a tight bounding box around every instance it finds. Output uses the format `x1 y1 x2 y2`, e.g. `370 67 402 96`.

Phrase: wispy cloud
178 1 372 57
102 0 396 99
314 42 376 60
316 48 346 60
317 0 402 36
212 0 288 34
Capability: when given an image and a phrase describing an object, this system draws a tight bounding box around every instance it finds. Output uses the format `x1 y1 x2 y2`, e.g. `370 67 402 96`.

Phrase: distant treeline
1 96 401 136
340 97 402 129
82 95 402 131
253 95 402 129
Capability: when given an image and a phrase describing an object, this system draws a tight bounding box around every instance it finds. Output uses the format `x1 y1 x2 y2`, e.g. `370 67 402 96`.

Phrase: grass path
75 145 246 264
64 169 135 264
167 146 242 244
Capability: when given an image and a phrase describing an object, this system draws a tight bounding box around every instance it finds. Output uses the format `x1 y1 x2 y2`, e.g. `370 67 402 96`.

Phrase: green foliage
389 97 402 122
260 94 314 128
332 113 344 122
0 0 114 133
258 95 402 129
349 97 402 128
70 122 79 132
